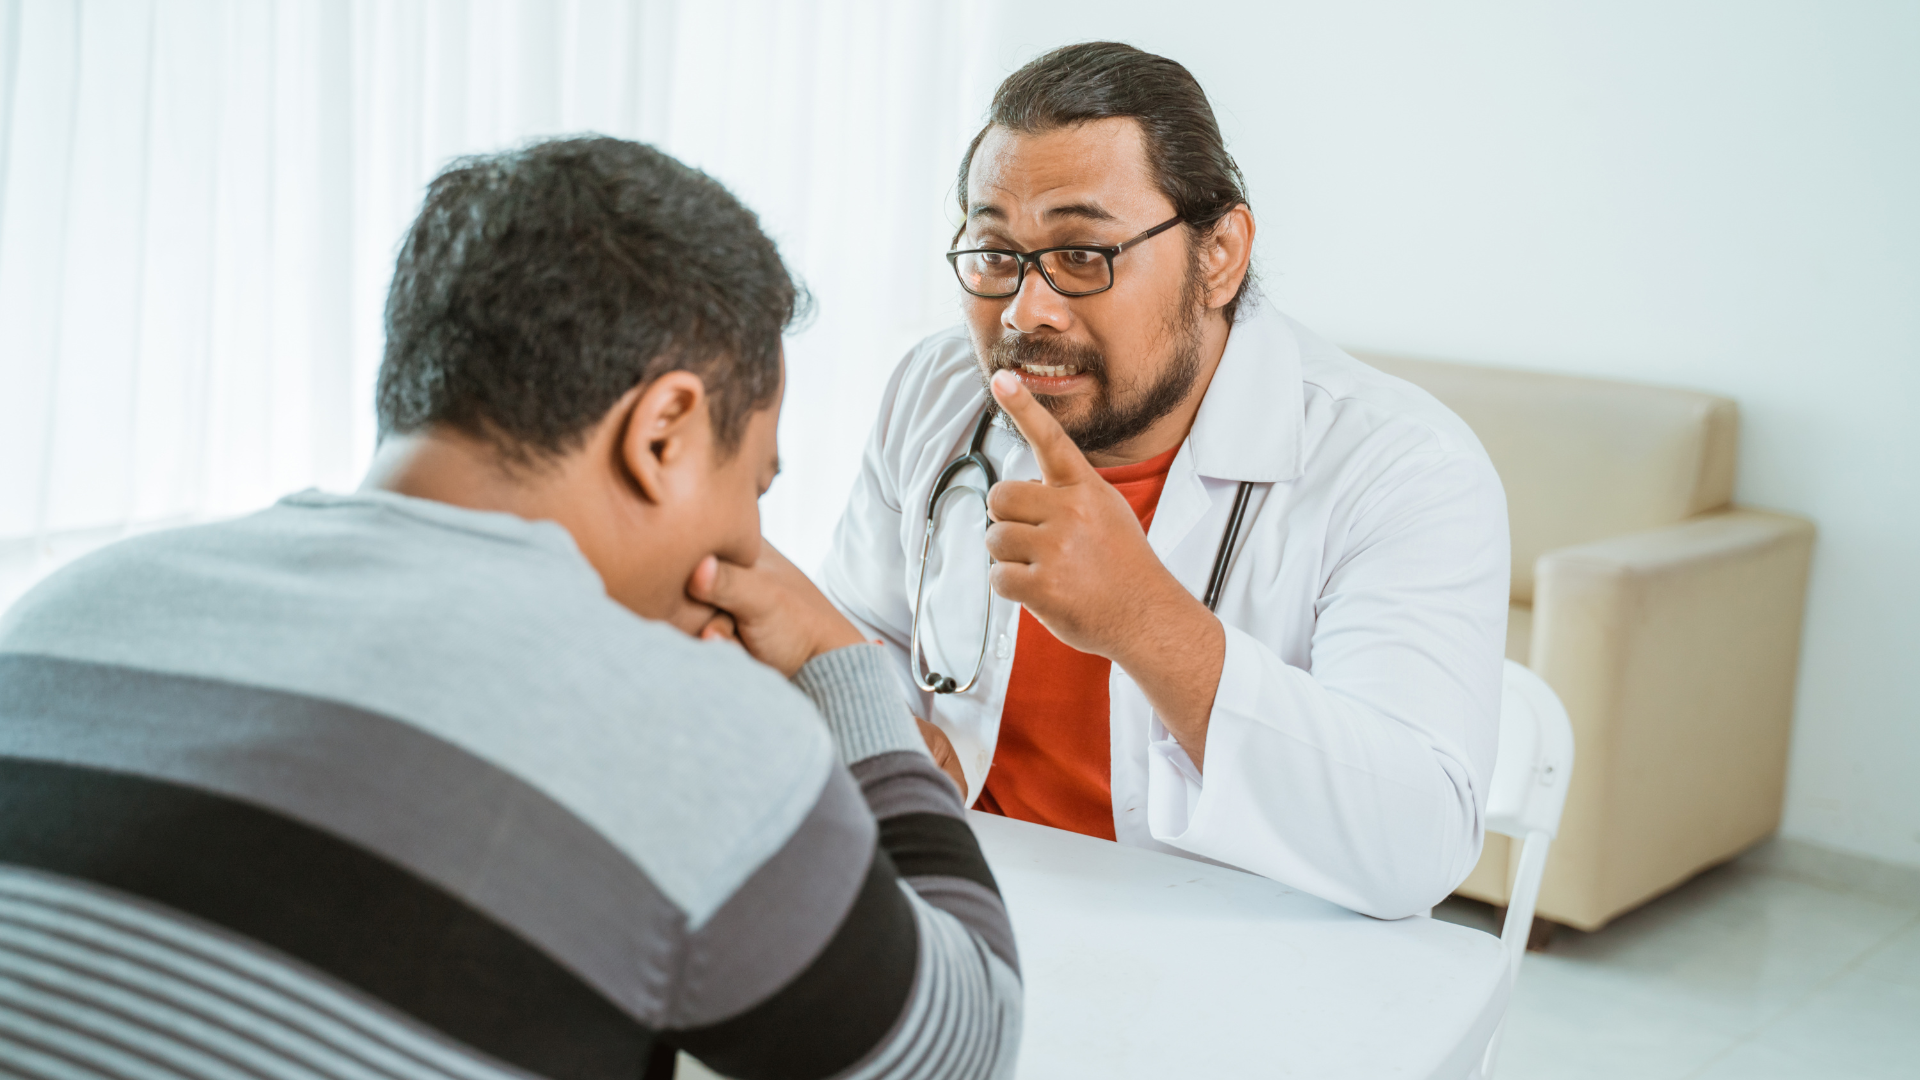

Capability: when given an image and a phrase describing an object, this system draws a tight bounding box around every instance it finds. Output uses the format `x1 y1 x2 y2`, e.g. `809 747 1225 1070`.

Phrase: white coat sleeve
1145 448 1510 919
818 351 933 721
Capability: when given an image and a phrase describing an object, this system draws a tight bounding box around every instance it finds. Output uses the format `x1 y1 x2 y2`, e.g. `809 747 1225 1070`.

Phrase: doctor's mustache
986 335 1108 384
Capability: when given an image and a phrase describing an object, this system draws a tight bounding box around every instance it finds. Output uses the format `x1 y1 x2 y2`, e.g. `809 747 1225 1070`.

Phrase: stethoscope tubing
1203 479 1255 612
912 402 1255 694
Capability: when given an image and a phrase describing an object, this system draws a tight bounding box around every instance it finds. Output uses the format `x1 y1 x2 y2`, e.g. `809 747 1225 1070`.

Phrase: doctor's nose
1002 265 1073 336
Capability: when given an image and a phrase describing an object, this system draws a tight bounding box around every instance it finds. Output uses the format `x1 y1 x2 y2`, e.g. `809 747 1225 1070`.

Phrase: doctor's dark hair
377 136 806 464
958 42 1254 321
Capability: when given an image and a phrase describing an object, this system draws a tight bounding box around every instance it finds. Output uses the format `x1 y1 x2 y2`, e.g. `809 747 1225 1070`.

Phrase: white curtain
0 0 1004 609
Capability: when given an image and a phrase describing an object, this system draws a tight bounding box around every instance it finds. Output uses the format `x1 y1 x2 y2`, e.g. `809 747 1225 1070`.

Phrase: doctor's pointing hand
984 368 1229 772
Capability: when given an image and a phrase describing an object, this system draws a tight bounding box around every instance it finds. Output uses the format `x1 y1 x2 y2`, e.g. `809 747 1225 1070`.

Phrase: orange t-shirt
975 442 1183 840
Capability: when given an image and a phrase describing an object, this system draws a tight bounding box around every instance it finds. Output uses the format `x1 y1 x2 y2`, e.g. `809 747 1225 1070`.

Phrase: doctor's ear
1200 205 1255 312
617 371 713 504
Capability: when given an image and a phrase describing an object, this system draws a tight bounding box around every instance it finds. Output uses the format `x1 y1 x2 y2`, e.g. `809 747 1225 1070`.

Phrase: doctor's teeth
1020 363 1078 377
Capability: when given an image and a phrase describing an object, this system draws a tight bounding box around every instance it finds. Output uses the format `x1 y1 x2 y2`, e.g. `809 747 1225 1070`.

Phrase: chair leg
1526 918 1557 952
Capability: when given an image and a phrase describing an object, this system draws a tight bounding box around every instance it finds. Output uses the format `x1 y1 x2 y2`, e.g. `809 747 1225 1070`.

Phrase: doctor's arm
1150 448 1510 920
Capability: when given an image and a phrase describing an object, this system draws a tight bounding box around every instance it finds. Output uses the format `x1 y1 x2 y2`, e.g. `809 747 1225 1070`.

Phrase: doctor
703 42 1510 920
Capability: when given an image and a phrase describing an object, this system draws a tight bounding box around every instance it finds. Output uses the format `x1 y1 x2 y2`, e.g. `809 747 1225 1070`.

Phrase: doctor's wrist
1112 587 1226 766
1109 575 1217 669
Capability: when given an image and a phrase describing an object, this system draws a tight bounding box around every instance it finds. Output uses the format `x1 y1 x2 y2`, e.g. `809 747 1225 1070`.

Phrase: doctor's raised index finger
990 369 1089 485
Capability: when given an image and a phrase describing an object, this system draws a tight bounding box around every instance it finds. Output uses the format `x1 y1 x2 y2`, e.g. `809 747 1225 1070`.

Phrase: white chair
1481 659 1576 1078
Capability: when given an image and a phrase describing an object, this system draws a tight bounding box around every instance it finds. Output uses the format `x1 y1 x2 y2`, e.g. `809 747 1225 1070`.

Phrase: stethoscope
910 404 1256 695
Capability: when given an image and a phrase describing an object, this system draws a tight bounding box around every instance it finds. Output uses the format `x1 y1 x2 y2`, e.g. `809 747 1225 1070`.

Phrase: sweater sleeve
667 645 1020 1080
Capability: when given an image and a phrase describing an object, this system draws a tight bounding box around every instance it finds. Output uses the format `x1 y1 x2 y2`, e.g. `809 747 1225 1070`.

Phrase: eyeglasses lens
954 251 1020 297
953 250 1113 298
1038 249 1112 294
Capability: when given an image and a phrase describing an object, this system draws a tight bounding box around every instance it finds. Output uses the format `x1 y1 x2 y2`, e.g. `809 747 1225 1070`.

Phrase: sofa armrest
1528 507 1815 929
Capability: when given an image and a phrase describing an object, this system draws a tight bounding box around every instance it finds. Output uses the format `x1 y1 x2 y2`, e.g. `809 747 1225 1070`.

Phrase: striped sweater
0 489 1020 1080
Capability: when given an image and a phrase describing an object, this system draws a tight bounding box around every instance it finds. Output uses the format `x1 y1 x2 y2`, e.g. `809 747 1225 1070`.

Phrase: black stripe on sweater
672 844 920 1080
879 812 1000 894
0 758 670 1080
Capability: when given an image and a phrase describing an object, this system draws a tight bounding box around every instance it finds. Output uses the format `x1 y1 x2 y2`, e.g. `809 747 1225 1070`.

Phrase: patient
0 137 1019 1080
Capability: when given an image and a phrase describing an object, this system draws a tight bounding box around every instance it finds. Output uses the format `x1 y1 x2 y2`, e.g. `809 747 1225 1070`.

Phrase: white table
971 811 1509 1079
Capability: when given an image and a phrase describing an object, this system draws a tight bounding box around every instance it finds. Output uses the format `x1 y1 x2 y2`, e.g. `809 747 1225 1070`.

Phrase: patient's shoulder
0 504 840 927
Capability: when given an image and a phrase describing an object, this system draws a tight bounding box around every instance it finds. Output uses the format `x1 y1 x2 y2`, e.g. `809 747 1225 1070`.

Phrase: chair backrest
1480 662 1577 1079
1350 351 1739 604
1487 660 1576 841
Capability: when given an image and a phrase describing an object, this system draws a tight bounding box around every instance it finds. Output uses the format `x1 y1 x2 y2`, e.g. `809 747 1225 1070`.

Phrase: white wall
975 1 1920 867
0 0 996 602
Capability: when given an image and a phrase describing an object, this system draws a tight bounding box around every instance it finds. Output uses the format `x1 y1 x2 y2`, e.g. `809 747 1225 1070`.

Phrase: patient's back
0 490 1017 1079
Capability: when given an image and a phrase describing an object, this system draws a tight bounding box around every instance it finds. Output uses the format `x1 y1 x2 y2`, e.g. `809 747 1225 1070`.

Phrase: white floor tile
1491 960 1737 1079
1746 965 1920 1078
1854 912 1920 990
1688 1039 1903 1080
1441 859 1920 1080
1533 867 1916 1035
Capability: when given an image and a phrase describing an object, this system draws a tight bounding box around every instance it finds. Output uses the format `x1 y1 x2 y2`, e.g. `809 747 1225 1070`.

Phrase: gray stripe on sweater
835 895 1020 1080
0 867 529 1080
0 654 687 1025
669 765 876 1028
902 877 1016 975
850 752 967 820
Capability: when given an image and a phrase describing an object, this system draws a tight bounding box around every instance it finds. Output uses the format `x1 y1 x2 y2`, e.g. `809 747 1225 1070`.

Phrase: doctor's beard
982 267 1208 457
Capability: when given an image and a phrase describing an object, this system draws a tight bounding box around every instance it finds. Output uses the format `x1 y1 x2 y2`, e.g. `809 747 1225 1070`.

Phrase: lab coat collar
1187 294 1305 484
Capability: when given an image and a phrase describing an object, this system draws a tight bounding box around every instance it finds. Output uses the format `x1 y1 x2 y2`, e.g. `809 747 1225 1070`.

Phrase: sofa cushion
1350 353 1738 602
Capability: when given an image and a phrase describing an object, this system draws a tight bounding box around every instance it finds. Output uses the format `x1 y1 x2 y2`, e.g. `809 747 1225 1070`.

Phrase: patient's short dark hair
377 136 806 462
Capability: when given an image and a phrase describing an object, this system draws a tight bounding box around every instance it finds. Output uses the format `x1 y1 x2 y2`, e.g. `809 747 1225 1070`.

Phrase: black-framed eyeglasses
947 214 1185 298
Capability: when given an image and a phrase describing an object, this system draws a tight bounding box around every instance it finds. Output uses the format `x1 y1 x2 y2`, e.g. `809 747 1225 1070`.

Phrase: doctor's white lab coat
819 298 1511 919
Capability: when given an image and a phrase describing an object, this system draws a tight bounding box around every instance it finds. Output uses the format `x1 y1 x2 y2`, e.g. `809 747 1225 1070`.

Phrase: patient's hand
916 718 968 799
686 542 864 678
696 609 739 645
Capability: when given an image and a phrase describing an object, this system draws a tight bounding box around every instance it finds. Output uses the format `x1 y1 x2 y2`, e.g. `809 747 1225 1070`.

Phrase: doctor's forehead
965 118 1167 226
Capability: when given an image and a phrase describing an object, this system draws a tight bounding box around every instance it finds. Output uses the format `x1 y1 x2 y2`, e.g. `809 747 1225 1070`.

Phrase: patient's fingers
687 554 768 618
915 718 968 799
684 545 865 678
698 610 739 644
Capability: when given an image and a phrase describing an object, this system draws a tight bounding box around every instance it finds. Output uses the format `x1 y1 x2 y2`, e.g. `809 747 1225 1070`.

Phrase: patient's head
368 137 805 632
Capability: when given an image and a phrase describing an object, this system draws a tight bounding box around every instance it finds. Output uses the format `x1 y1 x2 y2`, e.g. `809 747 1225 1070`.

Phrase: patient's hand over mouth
685 542 864 678
687 543 970 797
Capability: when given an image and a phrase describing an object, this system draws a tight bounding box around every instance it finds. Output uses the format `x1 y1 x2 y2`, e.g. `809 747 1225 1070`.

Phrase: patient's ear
617 371 711 505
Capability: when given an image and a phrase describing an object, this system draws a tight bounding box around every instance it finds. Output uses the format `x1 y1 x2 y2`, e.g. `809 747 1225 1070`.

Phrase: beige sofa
1353 352 1816 932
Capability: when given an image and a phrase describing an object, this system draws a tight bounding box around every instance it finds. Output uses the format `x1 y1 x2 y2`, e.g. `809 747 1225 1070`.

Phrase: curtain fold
0 0 998 608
